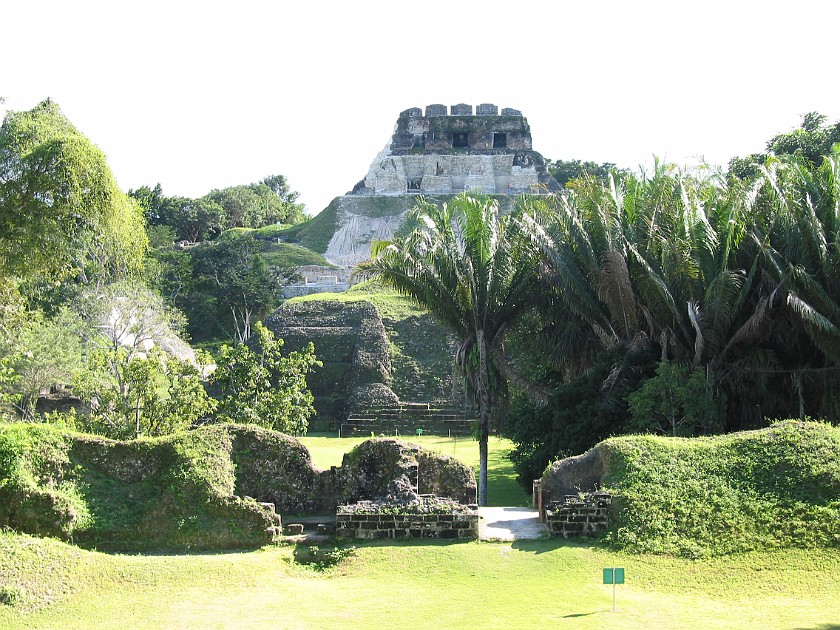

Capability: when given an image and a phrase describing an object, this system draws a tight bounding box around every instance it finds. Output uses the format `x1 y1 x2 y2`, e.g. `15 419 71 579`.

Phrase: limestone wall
540 443 613 504
544 492 612 538
263 300 396 429
363 151 548 197
356 103 560 199
336 508 479 540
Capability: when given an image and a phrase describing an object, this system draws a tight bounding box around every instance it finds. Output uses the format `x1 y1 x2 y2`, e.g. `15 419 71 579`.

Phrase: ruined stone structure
281 266 352 299
355 104 560 198
273 105 557 428
544 492 612 538
537 442 616 538
264 297 468 431
336 502 479 540
263 300 396 428
318 104 561 268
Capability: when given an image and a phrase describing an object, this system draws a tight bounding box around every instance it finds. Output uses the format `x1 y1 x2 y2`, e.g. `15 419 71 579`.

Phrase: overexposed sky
2 0 838 215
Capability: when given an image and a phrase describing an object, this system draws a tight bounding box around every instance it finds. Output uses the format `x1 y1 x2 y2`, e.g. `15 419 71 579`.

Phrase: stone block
451 103 473 115
477 103 498 115
284 523 304 535
426 104 447 117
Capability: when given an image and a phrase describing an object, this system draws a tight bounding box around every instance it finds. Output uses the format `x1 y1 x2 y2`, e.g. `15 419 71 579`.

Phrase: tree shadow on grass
509 537 609 555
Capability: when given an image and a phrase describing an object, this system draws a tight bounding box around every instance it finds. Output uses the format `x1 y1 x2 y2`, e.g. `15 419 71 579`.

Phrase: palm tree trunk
477 330 490 507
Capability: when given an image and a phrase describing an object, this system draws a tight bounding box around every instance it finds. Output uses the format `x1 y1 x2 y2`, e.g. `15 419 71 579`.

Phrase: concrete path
478 507 547 541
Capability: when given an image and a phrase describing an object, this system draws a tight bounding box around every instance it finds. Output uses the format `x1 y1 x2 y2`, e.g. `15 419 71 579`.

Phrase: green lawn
2 532 838 629
3 432 838 628
299 434 530 507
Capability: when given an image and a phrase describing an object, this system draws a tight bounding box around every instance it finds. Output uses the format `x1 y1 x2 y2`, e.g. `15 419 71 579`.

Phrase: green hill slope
544 420 840 557
217 226 333 267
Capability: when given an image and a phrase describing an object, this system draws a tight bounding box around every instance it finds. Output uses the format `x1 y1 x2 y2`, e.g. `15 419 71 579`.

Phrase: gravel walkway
478 507 547 541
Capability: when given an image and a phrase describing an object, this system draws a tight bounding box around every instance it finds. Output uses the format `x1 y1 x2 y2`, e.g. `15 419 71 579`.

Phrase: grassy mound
0 423 295 551
277 198 340 253
0 423 479 551
216 226 333 267
597 420 840 557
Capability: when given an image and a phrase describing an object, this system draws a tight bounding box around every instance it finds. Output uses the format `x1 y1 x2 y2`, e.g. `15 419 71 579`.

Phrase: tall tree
190 232 280 344
357 193 544 505
213 322 319 434
0 99 147 289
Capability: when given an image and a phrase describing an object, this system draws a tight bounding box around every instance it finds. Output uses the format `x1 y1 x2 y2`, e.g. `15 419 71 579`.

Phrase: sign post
602 567 625 611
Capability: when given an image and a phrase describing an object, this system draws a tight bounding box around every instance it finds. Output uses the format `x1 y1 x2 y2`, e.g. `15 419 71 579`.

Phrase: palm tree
743 149 840 418
356 193 543 506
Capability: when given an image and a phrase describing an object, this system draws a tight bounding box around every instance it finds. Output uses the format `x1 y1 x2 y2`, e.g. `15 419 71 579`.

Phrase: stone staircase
341 403 476 437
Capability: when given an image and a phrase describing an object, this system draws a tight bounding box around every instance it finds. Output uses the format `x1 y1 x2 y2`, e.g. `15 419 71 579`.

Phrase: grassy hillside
216 226 333 267
277 198 340 253
2 532 839 628
596 420 840 557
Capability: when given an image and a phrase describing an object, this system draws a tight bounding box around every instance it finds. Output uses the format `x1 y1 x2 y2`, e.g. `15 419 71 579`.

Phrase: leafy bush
213 322 320 435
0 585 24 607
627 360 725 436
292 545 356 571
506 347 656 488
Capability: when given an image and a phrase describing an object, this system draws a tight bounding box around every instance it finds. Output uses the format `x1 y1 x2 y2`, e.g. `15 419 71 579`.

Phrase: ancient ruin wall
315 104 559 268
357 103 560 198
263 300 397 430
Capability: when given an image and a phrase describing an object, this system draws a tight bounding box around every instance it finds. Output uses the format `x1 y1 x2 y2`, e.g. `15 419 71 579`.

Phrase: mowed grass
3 430 838 628
299 433 529 507
2 532 839 629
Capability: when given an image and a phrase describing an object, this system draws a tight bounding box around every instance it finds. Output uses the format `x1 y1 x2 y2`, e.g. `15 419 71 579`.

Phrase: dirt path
478 507 547 541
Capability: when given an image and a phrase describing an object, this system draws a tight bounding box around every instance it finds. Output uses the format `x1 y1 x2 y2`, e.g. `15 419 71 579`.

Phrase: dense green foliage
0 100 147 292
358 193 546 505
147 227 328 345
187 232 283 343
599 420 840 557
545 157 628 186
507 128 840 480
214 322 319 434
129 175 305 243
505 347 655 486
728 111 840 178
0 423 282 550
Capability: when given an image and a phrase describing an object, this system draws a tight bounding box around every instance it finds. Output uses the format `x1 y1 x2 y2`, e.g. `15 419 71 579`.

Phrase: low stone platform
335 500 479 540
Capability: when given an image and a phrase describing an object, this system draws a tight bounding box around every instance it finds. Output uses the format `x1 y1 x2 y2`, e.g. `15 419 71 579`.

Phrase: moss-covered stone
0 423 476 550
264 300 396 430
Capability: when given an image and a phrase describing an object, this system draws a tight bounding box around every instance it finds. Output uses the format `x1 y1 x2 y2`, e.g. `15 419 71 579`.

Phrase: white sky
1 0 838 216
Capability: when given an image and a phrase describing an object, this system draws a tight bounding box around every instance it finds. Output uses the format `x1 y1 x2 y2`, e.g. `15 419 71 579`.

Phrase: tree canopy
358 193 545 505
0 99 147 290
129 176 306 243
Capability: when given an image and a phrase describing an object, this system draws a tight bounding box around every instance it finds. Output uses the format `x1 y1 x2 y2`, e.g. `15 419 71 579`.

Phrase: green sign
416 428 424 436
603 568 625 584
